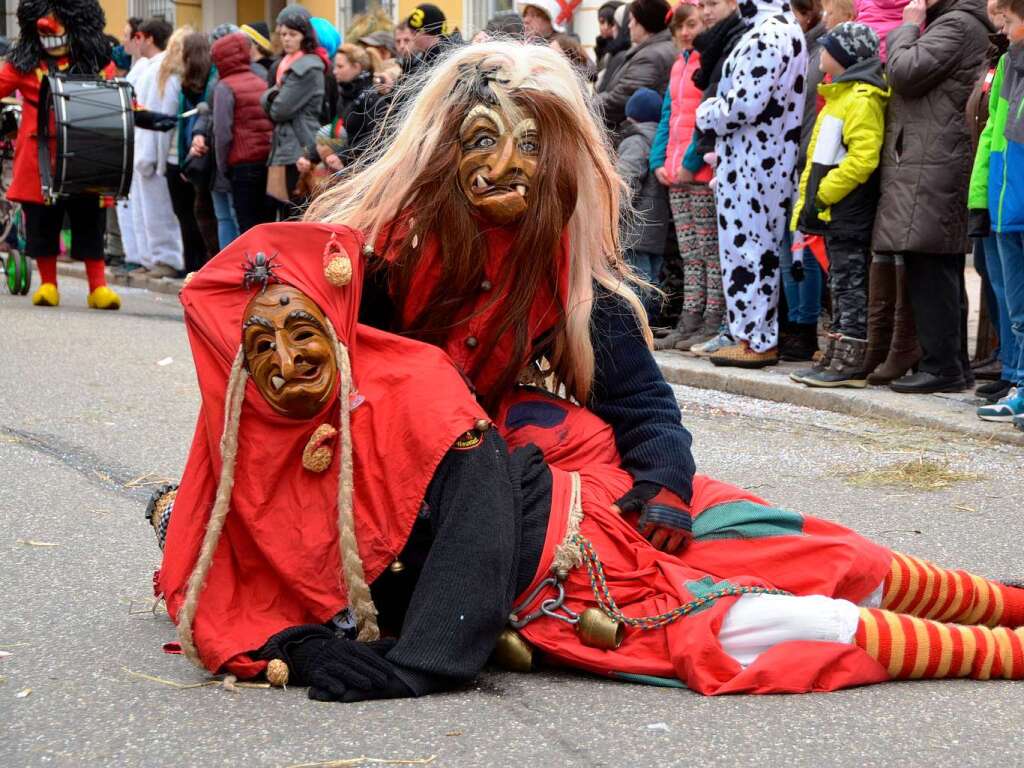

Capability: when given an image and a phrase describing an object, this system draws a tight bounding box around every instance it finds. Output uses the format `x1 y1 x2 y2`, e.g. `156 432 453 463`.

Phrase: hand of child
654 167 672 187
677 168 694 184
296 157 312 173
903 0 927 27
703 152 718 169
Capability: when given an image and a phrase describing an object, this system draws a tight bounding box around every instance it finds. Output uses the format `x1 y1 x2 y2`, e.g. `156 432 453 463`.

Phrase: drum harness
507 472 791 649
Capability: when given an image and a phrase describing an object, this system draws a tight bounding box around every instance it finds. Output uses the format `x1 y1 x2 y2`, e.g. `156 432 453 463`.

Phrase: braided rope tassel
574 535 790 631
325 318 380 642
177 348 249 667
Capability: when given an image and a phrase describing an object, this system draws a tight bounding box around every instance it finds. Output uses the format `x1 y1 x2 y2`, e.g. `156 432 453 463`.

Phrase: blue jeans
996 232 1024 385
211 189 239 250
779 229 822 325
981 235 1017 381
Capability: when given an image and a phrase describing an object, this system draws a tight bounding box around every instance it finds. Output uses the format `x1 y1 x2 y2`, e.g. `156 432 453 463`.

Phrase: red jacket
211 33 273 166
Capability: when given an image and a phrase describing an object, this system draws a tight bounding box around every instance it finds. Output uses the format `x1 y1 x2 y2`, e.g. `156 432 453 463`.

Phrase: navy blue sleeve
587 287 696 502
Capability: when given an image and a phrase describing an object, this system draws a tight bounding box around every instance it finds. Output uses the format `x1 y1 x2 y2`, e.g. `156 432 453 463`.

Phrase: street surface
2 280 1023 767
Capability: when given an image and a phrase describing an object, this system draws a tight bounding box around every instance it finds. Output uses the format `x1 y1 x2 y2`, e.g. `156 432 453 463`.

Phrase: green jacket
791 58 890 241
969 47 1024 233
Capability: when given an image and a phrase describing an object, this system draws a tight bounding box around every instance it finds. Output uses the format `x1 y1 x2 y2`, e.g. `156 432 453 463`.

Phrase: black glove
612 482 693 555
790 258 805 283
261 625 414 703
968 208 991 239
133 109 177 132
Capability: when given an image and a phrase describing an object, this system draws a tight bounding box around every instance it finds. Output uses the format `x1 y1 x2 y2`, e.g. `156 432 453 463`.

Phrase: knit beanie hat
820 22 880 69
311 17 341 57
211 23 240 42
626 87 663 123
276 5 313 33
630 0 671 33
241 21 272 52
406 3 448 35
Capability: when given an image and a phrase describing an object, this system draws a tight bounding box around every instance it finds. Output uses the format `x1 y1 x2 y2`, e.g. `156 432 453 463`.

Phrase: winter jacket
798 22 828 173
793 58 890 241
969 43 1024 233
686 13 750 162
617 120 671 253
853 0 911 61
870 0 992 255
211 33 274 170
595 28 677 132
966 33 1009 156
649 50 712 183
337 71 375 125
261 52 326 166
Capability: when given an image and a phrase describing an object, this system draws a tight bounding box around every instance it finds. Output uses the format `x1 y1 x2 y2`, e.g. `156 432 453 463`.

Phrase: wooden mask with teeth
457 100 539 226
242 284 338 419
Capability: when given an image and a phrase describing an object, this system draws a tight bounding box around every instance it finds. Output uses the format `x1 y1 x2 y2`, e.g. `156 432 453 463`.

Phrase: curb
656 351 1024 448
56 260 185 297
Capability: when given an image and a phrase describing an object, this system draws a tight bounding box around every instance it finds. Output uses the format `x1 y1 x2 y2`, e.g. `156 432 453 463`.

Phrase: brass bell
576 607 624 650
388 560 405 574
492 629 534 673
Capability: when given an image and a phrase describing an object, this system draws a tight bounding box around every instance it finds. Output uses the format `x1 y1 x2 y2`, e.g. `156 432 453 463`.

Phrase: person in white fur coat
696 0 806 368
130 23 184 278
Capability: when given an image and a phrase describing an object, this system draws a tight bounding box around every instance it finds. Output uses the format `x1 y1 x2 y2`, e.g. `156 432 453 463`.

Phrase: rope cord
574 535 791 631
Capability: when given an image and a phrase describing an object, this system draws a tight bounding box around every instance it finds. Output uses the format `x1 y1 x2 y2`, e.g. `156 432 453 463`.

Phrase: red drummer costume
0 0 120 309
153 222 1024 700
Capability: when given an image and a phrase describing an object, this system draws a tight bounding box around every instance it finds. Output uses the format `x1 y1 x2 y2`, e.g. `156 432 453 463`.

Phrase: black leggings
166 164 211 273
230 163 275 234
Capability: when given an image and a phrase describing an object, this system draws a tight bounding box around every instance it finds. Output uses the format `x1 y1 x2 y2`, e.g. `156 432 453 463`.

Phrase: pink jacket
651 50 713 184
854 0 911 61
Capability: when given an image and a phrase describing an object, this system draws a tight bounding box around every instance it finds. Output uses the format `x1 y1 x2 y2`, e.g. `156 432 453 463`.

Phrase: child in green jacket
790 22 889 388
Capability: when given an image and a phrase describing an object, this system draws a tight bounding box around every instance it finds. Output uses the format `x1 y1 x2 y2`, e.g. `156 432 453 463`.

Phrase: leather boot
867 262 921 384
654 311 702 351
779 323 819 361
862 259 895 375
802 336 869 388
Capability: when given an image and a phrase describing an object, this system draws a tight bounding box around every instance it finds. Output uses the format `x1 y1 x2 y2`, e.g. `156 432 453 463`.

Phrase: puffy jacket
871 0 992 255
969 43 1024 233
596 28 677 133
261 53 325 166
212 33 274 168
649 50 712 183
792 58 889 241
617 120 671 254
853 0 911 61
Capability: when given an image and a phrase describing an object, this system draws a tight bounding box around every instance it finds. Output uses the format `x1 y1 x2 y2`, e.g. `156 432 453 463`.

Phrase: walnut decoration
266 659 289 687
302 423 338 473
322 232 353 287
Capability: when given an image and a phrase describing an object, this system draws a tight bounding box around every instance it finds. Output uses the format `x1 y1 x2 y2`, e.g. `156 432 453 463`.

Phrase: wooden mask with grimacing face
242 284 338 419
457 104 539 226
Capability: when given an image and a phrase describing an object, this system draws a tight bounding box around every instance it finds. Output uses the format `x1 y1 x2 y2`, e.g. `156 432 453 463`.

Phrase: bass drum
37 74 134 199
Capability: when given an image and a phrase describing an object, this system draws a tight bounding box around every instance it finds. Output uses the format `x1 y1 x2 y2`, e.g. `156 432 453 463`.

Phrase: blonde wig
157 26 191 98
306 41 651 406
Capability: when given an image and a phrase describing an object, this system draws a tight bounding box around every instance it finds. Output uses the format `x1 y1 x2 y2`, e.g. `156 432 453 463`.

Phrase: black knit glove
968 208 991 239
612 482 693 555
133 109 177 132
260 625 414 703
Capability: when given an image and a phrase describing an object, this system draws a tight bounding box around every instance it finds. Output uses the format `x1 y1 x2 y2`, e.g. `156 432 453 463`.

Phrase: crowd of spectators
92 0 1024 432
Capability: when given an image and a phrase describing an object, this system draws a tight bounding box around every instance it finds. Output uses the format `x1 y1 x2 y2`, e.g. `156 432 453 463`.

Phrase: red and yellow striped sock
882 552 1024 627
855 607 1024 680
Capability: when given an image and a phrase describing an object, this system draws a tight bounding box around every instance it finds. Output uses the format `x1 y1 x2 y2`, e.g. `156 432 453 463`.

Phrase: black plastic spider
242 251 282 292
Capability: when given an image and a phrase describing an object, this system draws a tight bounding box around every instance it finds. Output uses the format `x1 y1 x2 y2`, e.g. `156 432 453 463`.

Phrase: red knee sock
36 255 58 286
84 259 107 292
883 552 1024 628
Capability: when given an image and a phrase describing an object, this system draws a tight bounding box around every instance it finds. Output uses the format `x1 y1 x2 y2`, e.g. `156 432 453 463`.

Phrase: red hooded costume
158 222 486 677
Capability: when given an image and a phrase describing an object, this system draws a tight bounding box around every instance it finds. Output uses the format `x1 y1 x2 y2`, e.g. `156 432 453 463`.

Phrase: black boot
780 323 819 361
790 334 838 384
802 336 869 388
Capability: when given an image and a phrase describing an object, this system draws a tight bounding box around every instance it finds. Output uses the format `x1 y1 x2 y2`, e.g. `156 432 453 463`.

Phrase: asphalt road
2 280 1023 768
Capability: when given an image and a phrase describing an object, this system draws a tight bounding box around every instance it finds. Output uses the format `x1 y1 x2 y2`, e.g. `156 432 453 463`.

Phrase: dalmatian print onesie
696 0 806 352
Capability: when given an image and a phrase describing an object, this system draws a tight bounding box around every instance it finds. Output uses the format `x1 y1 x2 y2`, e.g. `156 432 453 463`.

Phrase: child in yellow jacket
790 21 889 388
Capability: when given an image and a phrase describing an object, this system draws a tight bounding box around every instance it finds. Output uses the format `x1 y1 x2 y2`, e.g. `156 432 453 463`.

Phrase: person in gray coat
870 0 992 393
596 0 676 133
616 87 671 308
261 6 326 216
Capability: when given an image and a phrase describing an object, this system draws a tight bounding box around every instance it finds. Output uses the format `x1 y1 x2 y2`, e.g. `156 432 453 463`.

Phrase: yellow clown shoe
31 282 60 307
87 285 121 310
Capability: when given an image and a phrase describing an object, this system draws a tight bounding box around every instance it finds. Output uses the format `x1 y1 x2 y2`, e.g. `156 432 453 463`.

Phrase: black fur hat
9 0 110 74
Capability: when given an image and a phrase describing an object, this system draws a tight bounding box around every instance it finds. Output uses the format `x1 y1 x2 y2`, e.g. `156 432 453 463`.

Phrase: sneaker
976 387 1024 422
147 263 182 279
691 330 733 357
976 379 1012 403
709 340 779 369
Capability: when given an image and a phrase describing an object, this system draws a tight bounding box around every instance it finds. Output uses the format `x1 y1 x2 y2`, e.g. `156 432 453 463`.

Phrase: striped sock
882 553 1024 628
855 607 1024 680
